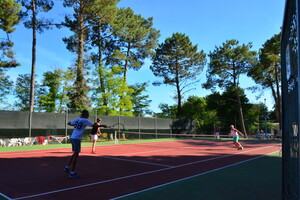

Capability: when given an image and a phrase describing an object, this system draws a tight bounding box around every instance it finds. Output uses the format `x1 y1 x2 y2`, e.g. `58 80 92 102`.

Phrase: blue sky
5 0 285 113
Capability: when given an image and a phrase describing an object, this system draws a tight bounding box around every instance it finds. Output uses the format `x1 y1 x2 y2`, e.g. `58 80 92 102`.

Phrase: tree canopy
204 39 257 135
151 32 206 116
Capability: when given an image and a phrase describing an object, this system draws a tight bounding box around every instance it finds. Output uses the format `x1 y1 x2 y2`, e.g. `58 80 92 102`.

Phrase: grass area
117 152 282 200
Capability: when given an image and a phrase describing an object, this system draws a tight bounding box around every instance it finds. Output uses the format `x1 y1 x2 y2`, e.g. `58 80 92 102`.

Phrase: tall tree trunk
119 43 131 114
124 43 131 83
235 88 247 136
29 0 37 137
175 65 181 117
75 0 85 110
274 63 282 131
97 23 108 114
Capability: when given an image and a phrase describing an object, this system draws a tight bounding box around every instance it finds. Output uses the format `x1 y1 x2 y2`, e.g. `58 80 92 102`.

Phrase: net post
114 130 118 144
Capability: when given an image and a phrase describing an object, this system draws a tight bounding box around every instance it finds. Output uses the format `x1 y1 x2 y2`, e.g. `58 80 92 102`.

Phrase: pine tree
204 39 257 135
0 0 20 68
111 7 160 82
151 32 206 116
17 0 55 113
248 33 281 130
88 0 118 113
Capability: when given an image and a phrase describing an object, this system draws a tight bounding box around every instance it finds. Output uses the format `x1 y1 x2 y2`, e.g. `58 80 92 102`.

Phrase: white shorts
91 134 98 141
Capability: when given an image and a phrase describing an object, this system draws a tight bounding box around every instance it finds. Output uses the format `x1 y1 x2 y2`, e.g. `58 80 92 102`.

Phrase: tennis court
0 135 281 200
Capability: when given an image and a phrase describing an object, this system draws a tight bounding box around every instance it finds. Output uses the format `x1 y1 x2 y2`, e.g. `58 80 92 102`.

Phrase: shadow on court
0 144 281 200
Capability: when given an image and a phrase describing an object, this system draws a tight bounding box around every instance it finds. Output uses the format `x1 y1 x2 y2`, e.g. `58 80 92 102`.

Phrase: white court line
111 151 280 200
0 193 13 200
102 156 172 167
84 144 279 168
0 139 228 157
0 149 71 156
0 140 180 157
13 145 276 200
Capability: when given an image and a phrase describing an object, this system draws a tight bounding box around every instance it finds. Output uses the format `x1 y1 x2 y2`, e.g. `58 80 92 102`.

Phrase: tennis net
113 131 231 143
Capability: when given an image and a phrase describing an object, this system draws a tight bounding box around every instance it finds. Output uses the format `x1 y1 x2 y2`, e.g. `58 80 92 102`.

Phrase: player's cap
97 118 102 122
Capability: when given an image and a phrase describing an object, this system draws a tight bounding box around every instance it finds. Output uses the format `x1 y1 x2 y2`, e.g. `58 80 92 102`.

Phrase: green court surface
116 152 282 200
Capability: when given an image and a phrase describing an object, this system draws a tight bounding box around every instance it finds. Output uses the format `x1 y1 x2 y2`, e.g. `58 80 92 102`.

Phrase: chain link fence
281 0 300 199
0 111 194 138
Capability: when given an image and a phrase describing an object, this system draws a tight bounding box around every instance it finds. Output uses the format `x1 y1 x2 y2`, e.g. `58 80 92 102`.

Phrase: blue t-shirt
69 118 93 140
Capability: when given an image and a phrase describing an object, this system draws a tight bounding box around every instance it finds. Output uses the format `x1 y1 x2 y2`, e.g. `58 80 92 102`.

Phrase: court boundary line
110 151 280 200
12 145 276 200
0 192 13 200
102 156 172 167
89 144 279 169
0 139 196 156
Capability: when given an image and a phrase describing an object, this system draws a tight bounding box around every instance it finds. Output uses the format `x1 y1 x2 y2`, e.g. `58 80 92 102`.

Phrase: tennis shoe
237 146 244 150
69 172 80 179
91 151 96 154
64 166 70 173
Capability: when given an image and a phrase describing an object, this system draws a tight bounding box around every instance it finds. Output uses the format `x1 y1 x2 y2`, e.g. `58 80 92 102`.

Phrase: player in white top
64 110 100 178
229 125 244 150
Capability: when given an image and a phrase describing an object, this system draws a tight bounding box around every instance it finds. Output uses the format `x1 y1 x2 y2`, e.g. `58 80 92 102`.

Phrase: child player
229 125 244 150
64 110 103 178
90 118 109 154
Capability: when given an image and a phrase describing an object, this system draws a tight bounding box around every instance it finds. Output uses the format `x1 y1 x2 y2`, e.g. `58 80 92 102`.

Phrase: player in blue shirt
64 110 98 178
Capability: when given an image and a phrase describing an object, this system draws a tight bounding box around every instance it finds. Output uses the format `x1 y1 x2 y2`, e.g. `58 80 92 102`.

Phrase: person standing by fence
215 126 220 140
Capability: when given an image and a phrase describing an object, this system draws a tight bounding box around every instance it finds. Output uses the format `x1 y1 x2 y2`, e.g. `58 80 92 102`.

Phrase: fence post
28 111 32 138
65 109 68 143
95 109 97 122
155 115 157 138
170 118 172 137
118 114 121 139
138 114 141 139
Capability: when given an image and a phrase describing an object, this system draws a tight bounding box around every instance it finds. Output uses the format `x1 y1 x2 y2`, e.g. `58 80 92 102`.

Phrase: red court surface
0 140 281 200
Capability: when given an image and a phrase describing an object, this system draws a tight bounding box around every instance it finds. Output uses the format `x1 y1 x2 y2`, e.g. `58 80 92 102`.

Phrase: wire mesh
281 0 300 199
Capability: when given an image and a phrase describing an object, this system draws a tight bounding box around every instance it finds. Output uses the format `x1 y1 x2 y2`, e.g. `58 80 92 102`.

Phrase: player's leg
91 140 96 153
64 154 73 173
233 141 239 147
91 135 97 154
69 139 81 178
71 152 79 171
235 137 244 150
233 137 242 149
64 139 76 173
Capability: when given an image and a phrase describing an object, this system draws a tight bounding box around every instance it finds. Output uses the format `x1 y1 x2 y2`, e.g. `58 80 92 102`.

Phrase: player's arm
235 129 244 136
67 122 74 126
98 124 110 128
97 127 102 136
